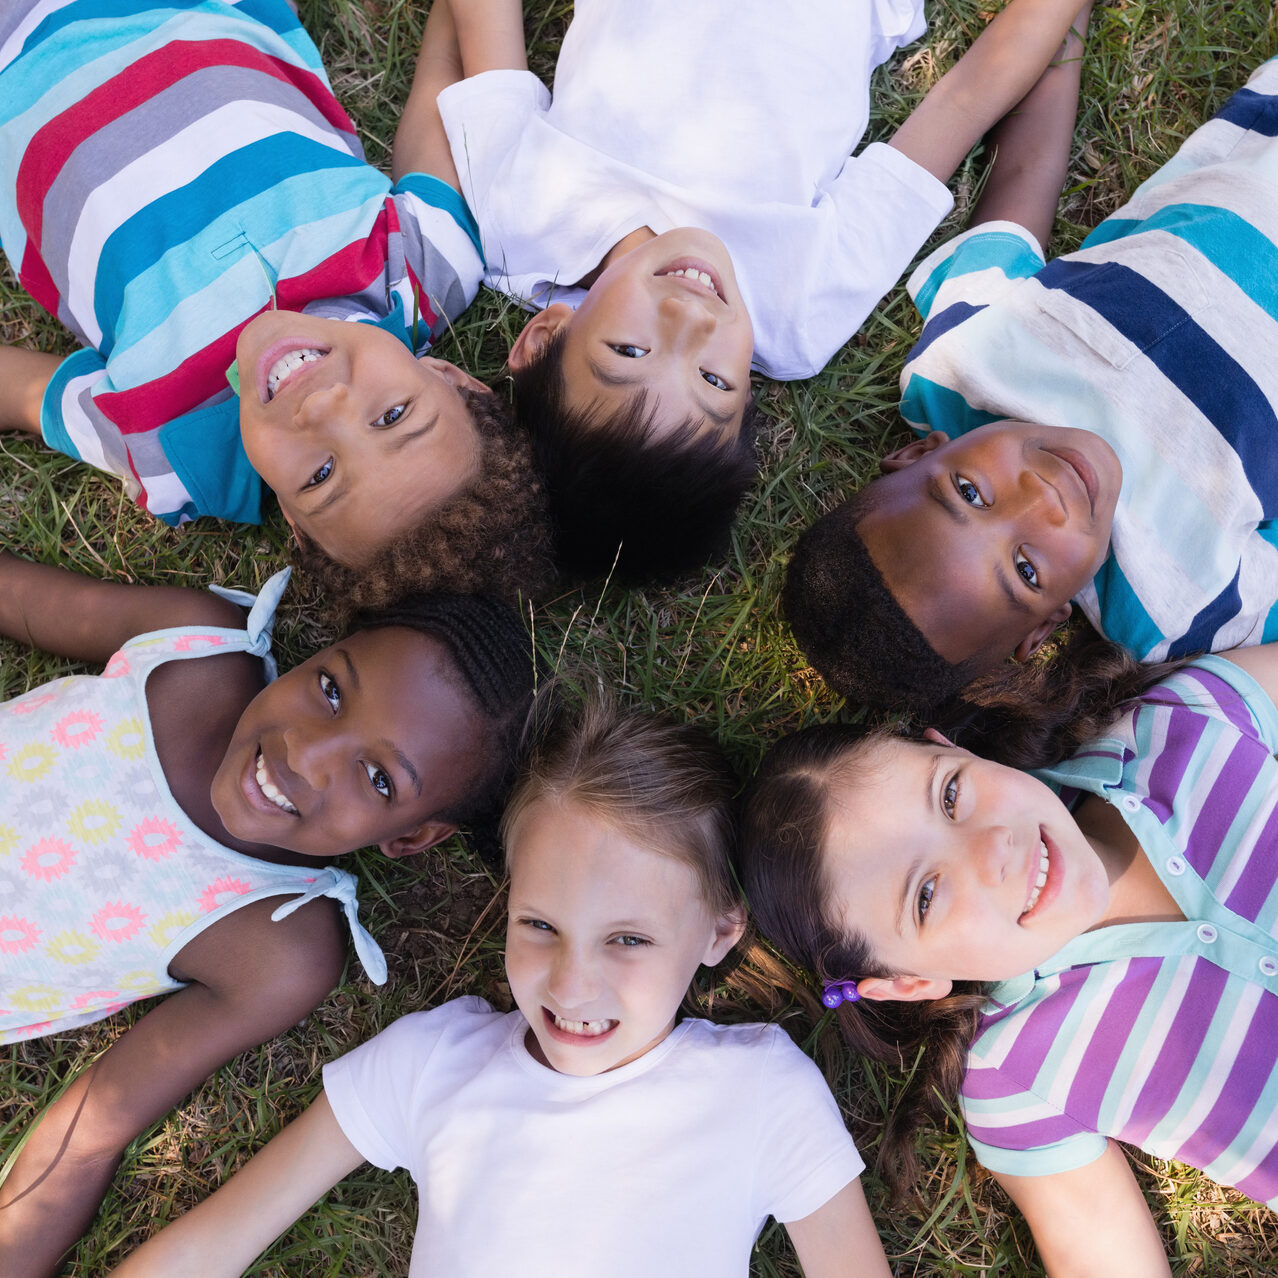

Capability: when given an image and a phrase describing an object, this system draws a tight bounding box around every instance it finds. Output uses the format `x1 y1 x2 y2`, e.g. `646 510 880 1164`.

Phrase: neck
1075 795 1184 928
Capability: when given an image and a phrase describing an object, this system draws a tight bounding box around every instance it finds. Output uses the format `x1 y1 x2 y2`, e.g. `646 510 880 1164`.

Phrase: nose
969 824 1013 889
658 290 716 346
1006 467 1067 529
281 719 334 792
294 380 358 433
547 944 601 1010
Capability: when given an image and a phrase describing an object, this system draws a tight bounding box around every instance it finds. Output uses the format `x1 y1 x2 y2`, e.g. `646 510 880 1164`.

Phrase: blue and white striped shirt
900 60 1278 662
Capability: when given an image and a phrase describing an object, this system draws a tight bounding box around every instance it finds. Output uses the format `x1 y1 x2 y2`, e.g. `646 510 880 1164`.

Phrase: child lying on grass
0 553 534 1278
787 33 1278 714
434 0 1094 582
0 0 550 611
109 697 891 1278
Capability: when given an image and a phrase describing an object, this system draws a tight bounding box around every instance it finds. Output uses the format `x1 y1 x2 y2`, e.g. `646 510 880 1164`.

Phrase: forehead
325 627 484 799
856 470 1042 666
508 797 705 906
288 390 480 564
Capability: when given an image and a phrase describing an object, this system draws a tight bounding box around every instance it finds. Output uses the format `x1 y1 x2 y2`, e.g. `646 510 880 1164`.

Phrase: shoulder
907 221 1046 322
174 892 346 1015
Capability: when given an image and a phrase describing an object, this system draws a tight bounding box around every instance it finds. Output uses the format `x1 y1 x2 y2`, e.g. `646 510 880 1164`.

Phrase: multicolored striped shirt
0 0 482 525
960 657 1278 1205
900 59 1278 662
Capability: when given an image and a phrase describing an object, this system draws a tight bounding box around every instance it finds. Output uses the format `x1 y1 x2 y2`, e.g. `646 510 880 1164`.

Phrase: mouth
543 1007 618 1041
256 340 329 404
1045 447 1098 518
657 257 725 303
1019 833 1053 921
253 748 298 816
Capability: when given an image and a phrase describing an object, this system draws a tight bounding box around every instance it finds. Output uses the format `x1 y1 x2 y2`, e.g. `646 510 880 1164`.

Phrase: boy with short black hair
787 20 1278 712
436 0 1097 581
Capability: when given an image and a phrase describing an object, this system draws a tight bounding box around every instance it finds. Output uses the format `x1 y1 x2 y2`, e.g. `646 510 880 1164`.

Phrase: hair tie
822 980 861 1009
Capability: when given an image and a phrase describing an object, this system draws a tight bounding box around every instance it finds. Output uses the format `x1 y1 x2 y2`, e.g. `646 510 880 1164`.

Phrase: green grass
3 2 1278 1274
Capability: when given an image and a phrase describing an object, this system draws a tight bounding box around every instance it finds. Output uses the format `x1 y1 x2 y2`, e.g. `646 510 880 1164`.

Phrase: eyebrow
386 744 422 797
925 478 1032 615
896 754 941 937
307 476 350 518
336 647 360 692
587 354 643 388
386 414 437 454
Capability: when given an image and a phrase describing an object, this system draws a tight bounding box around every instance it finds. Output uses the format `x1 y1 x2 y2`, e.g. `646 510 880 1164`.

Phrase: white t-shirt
323 998 865 1277
438 0 952 380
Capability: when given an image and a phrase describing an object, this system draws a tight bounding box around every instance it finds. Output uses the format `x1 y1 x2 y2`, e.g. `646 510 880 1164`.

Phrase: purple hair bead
821 980 861 1009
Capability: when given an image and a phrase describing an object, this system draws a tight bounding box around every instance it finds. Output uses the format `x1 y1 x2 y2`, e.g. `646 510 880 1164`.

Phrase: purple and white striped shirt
960 656 1278 1205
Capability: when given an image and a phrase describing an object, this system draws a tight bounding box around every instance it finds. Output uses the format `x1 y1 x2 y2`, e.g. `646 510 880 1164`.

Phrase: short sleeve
40 347 247 524
322 999 492 1172
907 221 1046 322
390 172 484 335
960 1060 1108 1178
753 1029 865 1224
898 221 1046 437
437 69 551 256
1140 655 1278 753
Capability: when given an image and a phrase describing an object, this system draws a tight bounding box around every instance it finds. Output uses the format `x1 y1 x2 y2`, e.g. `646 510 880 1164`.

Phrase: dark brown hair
297 386 555 619
511 330 760 583
738 723 984 1201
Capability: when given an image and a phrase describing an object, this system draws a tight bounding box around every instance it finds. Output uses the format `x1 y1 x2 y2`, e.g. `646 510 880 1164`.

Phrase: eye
375 404 407 428
918 877 937 922
608 343 649 359
363 761 392 800
942 774 959 819
700 369 730 391
955 474 988 508
1015 550 1039 588
520 917 554 933
305 458 334 488
318 670 341 712
611 934 650 948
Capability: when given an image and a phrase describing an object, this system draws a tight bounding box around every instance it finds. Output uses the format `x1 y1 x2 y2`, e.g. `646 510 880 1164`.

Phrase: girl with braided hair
0 551 535 1278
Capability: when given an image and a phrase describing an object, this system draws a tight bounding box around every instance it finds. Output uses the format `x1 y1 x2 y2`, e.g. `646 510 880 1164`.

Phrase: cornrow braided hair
349 593 538 864
784 489 982 713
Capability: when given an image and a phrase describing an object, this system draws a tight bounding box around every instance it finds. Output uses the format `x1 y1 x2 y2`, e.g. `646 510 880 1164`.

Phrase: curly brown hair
295 386 555 619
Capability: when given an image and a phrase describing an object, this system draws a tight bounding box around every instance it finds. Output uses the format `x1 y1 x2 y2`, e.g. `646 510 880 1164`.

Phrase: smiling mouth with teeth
266 347 326 400
1022 839 1050 917
255 749 298 815
550 1010 617 1038
659 265 723 301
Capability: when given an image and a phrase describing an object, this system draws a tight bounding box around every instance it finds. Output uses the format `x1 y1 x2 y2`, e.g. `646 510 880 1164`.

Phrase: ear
507 303 574 371
922 727 956 747
879 431 949 474
1011 602 1074 662
855 973 953 1003
701 903 747 968
417 355 488 395
378 820 459 860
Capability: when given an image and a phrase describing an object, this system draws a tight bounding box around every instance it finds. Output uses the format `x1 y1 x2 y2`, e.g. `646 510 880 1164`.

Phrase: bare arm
1217 641 1278 711
0 899 345 1278
784 1178 893 1278
391 0 528 186
109 1094 364 1278
993 1141 1171 1277
890 0 1092 184
0 347 62 436
970 5 1092 246
0 552 247 665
